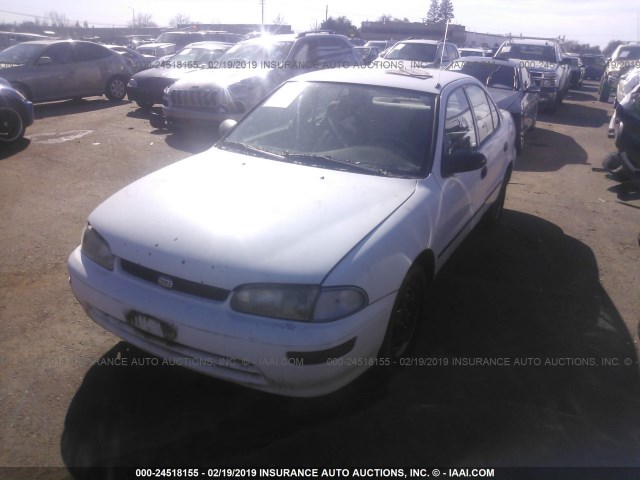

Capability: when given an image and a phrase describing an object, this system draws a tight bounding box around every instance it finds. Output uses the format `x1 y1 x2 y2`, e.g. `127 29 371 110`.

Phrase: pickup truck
495 38 571 111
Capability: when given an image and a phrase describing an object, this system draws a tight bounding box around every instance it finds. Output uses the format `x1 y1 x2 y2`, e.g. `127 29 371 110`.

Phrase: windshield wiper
281 151 390 176
219 141 283 159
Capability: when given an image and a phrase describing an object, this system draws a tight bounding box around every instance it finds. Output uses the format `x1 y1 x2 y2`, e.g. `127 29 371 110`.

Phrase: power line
0 8 127 27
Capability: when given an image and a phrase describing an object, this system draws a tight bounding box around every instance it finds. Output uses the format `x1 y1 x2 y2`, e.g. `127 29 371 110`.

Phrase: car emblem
157 276 174 289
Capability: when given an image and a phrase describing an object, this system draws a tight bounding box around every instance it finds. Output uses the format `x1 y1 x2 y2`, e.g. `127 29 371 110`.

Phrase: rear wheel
598 78 610 102
105 76 127 101
379 265 427 362
0 106 25 144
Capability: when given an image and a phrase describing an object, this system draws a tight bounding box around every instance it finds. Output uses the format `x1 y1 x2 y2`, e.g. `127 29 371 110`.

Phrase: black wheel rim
390 282 420 357
0 107 23 142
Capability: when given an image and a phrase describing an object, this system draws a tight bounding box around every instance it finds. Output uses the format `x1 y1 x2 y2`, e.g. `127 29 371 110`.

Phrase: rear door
72 42 116 96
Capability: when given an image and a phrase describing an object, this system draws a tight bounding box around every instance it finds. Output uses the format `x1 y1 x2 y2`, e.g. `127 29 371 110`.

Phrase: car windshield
0 42 43 65
496 44 557 63
384 43 438 62
448 61 517 90
219 80 436 178
218 39 294 64
614 47 640 61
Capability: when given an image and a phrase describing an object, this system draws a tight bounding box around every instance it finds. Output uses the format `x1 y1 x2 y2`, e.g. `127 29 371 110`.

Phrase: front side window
465 84 495 144
40 43 74 64
220 81 436 178
442 87 477 162
384 43 438 63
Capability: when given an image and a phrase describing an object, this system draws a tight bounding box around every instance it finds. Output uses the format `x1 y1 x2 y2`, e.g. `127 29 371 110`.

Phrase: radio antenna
435 19 450 89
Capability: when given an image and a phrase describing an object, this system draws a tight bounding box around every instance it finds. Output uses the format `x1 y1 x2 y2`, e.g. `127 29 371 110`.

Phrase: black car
447 56 539 154
580 54 606 80
126 41 232 108
565 55 585 88
0 77 34 144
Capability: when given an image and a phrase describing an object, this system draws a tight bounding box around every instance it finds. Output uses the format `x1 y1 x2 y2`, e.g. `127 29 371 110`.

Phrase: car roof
181 41 233 48
452 56 519 67
14 39 102 46
394 39 440 45
287 67 475 93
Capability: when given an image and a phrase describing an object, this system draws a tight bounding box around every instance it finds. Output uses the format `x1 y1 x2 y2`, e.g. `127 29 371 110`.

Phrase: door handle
481 166 487 179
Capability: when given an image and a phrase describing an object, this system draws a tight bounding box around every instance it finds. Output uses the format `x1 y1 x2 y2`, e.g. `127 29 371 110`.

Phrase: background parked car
158 31 361 129
459 47 490 57
0 77 33 144
616 65 640 106
0 40 132 102
580 53 606 80
565 54 585 88
135 42 176 60
598 43 640 102
447 56 539 153
105 45 155 73
375 39 460 68
126 41 232 108
494 38 570 112
355 46 380 65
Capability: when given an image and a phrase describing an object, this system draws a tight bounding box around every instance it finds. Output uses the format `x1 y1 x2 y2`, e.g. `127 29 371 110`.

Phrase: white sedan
68 68 516 397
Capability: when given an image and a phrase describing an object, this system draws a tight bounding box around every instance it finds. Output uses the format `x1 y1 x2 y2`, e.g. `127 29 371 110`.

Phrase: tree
437 0 454 24
272 13 286 25
377 14 409 23
320 16 358 37
603 40 624 57
170 14 191 28
425 0 440 25
46 11 70 27
131 13 156 28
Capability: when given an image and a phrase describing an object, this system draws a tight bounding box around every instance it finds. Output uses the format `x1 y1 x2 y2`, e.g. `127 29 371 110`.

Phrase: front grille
170 88 218 107
120 258 230 302
529 71 543 86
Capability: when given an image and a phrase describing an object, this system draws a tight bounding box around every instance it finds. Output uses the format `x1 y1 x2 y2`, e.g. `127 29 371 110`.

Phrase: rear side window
311 37 358 65
74 42 112 62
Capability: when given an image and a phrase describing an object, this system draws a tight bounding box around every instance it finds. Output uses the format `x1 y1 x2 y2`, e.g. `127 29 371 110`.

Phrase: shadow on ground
517 128 588 172
61 211 640 476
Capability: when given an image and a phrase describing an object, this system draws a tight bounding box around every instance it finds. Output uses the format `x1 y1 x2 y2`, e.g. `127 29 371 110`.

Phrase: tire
598 78 610 102
105 76 127 101
481 169 511 228
0 106 25 144
514 115 524 155
379 265 427 362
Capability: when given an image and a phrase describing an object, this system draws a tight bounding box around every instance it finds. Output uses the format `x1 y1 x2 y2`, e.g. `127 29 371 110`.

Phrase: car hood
89 149 418 289
132 66 201 82
487 88 521 112
170 66 271 89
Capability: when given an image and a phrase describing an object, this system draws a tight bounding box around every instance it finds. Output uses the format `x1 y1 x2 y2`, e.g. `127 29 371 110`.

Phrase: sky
0 0 639 50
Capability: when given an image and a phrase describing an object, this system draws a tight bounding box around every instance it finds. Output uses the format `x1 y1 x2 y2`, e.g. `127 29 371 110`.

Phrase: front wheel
105 76 127 101
481 169 511 228
0 106 25 144
514 115 524 155
379 265 427 361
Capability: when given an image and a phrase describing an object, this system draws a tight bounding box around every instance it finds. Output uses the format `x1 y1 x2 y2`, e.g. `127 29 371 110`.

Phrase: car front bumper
67 247 395 397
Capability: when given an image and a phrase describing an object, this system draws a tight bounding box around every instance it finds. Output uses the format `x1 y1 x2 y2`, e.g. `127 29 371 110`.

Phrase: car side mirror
218 119 237 137
445 150 487 175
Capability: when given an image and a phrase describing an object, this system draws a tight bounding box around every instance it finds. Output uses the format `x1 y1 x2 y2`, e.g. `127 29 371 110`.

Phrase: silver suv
0 40 132 102
598 43 640 102
156 31 361 128
375 39 460 68
495 38 571 112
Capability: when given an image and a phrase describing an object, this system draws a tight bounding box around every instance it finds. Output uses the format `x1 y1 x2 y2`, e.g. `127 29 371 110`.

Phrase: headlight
127 78 137 88
231 284 367 322
81 224 115 271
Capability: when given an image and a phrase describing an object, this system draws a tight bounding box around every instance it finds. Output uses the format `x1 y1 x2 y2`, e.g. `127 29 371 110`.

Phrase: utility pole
128 6 135 29
326 5 328 22
260 0 265 25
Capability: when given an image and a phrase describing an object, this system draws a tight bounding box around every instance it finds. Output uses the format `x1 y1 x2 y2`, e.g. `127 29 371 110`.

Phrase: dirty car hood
89 149 418 289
